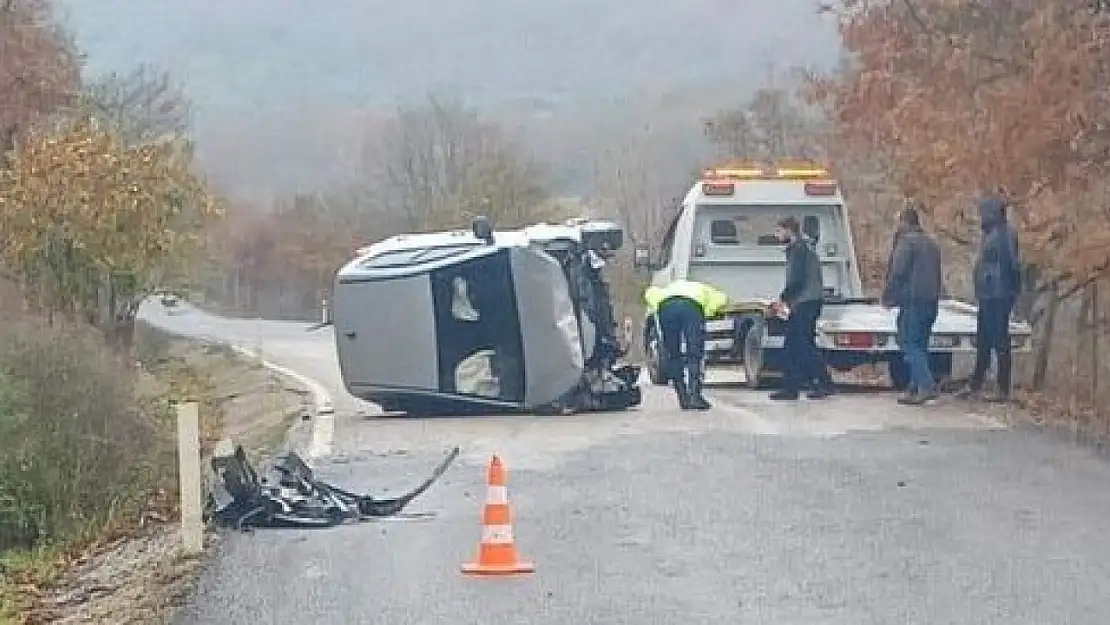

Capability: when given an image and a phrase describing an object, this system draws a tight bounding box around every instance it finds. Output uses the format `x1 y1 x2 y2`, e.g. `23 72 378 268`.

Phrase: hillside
58 0 841 200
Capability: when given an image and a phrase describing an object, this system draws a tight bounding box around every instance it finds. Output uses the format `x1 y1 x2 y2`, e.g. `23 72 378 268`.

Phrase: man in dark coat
770 216 832 400
882 207 943 405
958 196 1022 402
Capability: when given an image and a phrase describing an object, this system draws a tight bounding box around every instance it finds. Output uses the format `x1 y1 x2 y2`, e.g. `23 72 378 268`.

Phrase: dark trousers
970 296 1015 393
897 301 939 393
657 297 705 386
782 300 825 392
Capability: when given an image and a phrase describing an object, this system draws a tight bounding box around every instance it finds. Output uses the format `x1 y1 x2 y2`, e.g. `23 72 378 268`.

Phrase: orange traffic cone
461 454 534 575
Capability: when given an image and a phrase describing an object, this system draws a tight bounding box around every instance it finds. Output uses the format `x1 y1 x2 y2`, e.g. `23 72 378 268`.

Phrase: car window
360 244 478 269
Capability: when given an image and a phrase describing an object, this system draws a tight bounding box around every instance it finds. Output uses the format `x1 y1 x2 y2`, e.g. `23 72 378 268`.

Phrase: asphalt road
141 301 1110 624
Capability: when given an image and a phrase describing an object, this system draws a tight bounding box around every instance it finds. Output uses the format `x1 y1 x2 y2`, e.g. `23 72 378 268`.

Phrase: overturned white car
330 217 641 415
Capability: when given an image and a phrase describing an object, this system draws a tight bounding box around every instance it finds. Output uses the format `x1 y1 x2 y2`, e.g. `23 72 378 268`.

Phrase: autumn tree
813 1 1110 283
810 0 1110 394
0 0 80 155
0 117 222 343
361 94 556 232
203 193 371 319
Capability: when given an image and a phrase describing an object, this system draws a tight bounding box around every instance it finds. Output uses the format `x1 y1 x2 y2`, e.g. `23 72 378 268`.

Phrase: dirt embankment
21 331 308 625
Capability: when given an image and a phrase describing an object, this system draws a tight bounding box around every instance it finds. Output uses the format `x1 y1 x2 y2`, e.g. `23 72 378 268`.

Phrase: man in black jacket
958 196 1021 402
770 216 832 400
882 207 943 405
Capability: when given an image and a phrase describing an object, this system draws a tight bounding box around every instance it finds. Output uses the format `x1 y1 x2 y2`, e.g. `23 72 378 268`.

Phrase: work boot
684 363 711 410
769 389 799 401
672 378 692 410
807 385 833 400
688 380 712 410
897 388 937 405
897 392 926 405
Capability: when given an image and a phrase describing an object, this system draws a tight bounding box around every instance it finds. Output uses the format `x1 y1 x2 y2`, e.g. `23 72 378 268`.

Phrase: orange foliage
810 0 1110 288
0 0 79 148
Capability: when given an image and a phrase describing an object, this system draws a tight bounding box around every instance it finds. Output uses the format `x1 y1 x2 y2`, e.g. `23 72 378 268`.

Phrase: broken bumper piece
206 441 460 530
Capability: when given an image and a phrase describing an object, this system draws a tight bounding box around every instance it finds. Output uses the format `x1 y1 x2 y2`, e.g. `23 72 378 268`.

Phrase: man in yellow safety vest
644 280 730 410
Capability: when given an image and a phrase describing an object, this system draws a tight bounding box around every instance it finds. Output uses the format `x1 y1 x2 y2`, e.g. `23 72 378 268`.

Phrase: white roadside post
175 400 204 555
321 297 329 324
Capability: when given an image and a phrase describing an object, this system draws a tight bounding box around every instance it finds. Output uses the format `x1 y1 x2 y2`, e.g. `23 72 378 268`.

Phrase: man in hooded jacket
958 196 1021 402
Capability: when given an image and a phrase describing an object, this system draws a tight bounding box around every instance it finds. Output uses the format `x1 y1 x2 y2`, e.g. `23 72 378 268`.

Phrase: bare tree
703 86 825 160
360 94 553 231
80 64 191 145
588 124 704 321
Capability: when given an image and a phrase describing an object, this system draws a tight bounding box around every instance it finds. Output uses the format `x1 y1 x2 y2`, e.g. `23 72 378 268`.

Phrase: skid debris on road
206 440 460 530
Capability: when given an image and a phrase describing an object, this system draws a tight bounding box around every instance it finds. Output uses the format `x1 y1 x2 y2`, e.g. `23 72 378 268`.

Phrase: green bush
0 318 168 551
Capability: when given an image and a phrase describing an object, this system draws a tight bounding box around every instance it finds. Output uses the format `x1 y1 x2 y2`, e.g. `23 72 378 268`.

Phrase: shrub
0 316 169 551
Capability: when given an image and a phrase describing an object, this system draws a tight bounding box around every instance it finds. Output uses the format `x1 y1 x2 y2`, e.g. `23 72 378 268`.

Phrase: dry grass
0 318 305 624
0 314 164 624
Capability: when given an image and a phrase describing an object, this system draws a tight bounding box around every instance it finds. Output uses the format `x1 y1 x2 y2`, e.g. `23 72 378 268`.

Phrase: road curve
140 300 1110 625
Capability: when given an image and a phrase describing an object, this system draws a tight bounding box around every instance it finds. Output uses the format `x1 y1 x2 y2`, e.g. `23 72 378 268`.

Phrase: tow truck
632 159 1033 390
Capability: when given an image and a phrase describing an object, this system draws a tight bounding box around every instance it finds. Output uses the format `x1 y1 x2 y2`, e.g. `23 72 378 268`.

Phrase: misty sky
58 0 841 200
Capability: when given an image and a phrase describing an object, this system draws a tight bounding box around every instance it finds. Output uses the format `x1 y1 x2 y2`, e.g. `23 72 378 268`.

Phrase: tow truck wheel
742 318 772 389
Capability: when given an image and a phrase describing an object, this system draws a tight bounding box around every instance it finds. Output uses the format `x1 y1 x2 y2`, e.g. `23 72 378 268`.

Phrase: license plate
763 336 785 349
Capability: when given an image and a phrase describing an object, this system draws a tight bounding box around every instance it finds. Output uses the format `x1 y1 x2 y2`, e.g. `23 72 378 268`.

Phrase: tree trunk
1090 282 1100 415
1031 279 1060 391
1076 287 1092 405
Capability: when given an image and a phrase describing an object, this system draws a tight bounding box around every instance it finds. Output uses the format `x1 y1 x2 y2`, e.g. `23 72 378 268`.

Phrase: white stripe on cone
481 524 514 544
487 485 507 504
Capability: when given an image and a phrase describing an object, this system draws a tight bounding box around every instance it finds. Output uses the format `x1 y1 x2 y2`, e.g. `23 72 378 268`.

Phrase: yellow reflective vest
643 280 730 318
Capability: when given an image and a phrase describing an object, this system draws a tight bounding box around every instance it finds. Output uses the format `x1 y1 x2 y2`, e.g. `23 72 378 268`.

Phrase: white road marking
229 345 336 459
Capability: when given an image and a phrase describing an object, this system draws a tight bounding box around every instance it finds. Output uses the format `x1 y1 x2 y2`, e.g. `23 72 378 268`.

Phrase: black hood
978 197 1006 231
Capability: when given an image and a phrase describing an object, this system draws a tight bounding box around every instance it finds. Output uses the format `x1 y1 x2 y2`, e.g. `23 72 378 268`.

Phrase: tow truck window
696 205 839 248
709 219 739 245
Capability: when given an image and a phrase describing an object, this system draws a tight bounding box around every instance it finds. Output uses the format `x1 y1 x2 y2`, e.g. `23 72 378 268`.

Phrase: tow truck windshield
693 204 845 255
